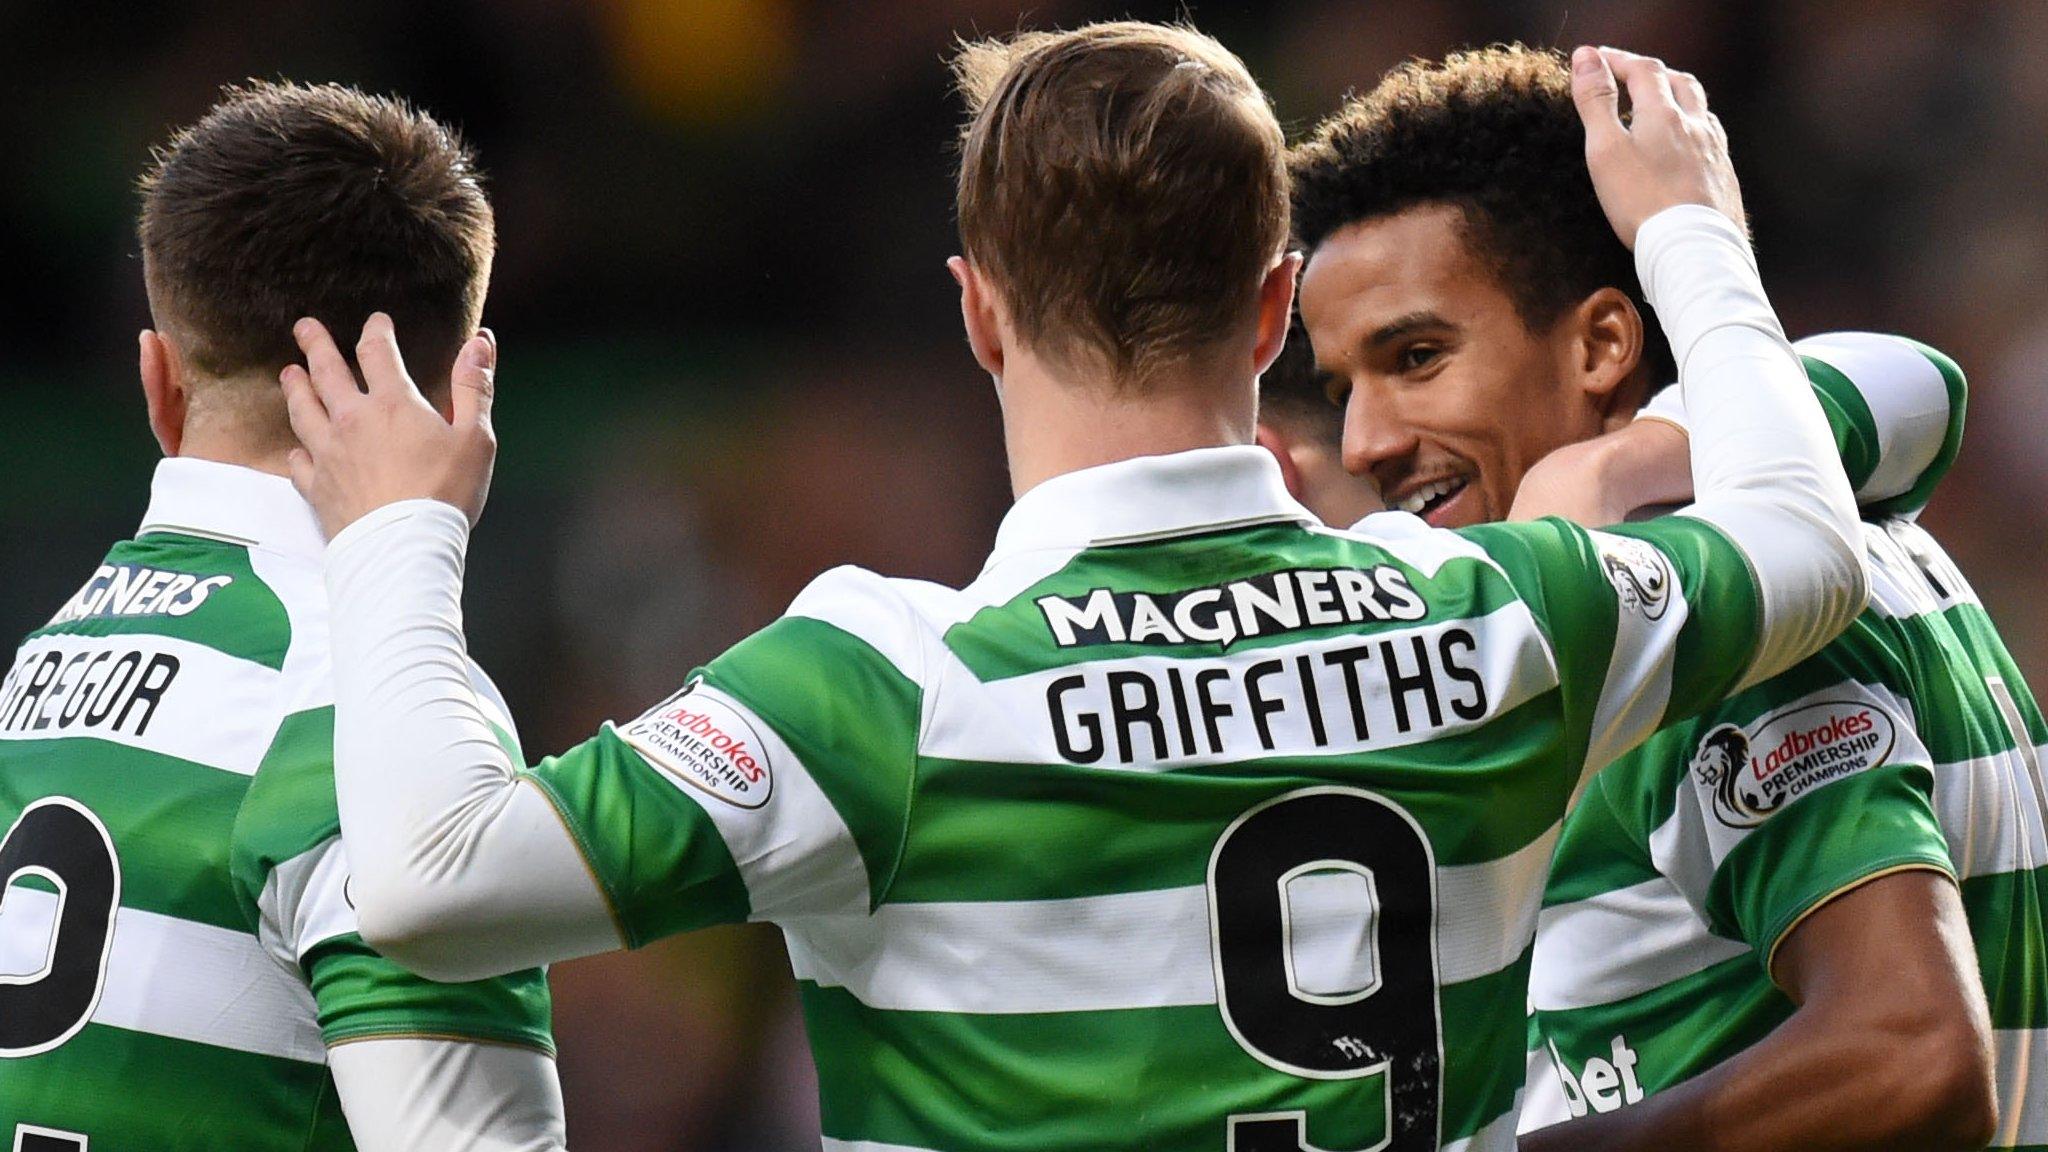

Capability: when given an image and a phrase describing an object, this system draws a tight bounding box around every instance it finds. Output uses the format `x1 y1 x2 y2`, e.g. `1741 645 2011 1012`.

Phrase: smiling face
1297 204 1625 529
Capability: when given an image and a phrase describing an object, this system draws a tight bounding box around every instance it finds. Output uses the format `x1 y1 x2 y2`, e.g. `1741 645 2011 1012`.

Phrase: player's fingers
1601 48 1679 121
1570 47 1624 147
449 332 496 431
354 312 422 403
292 317 361 411
279 364 333 451
1602 49 1676 112
1597 46 1668 75
1670 70 1708 116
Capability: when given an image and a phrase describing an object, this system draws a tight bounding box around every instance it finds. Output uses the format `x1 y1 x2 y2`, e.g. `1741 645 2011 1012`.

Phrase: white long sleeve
1634 205 1867 688
326 501 618 980
329 1037 568 1151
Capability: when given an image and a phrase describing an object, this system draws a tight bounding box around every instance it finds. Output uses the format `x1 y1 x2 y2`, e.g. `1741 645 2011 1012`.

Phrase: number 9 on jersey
1208 787 1443 1152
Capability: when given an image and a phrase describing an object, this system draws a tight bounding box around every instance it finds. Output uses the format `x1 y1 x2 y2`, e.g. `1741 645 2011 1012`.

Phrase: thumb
286 447 317 501
450 332 496 430
1570 46 1623 148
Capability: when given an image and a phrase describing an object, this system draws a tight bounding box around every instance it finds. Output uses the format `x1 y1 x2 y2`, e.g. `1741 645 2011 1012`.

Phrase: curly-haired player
1291 44 2038 1152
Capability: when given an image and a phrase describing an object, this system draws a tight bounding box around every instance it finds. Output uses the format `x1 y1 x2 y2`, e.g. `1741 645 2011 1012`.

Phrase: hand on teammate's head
279 313 499 538
1571 45 1745 248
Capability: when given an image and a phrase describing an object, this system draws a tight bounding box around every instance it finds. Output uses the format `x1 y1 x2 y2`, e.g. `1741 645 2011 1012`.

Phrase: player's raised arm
1580 48 1864 672
1505 48 1865 770
284 317 623 979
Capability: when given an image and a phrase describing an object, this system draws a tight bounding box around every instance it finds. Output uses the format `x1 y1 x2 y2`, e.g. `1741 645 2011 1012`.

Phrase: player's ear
1252 252 1303 376
1567 287 1646 426
1255 422 1307 502
139 329 188 457
948 256 1005 380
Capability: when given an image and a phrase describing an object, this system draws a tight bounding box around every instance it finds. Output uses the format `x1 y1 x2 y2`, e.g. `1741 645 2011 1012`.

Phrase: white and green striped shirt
0 460 553 1151
1525 337 2048 1150
502 442 1787 1152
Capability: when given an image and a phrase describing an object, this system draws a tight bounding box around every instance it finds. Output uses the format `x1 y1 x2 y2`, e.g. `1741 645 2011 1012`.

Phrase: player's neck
171 423 296 480
153 376 302 480
998 352 1257 498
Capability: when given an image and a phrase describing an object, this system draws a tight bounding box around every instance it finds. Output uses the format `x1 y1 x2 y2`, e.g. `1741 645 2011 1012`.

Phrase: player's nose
1341 380 1420 482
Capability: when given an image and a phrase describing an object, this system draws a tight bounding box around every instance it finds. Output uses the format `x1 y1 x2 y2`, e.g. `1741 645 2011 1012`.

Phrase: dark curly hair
1289 44 1675 385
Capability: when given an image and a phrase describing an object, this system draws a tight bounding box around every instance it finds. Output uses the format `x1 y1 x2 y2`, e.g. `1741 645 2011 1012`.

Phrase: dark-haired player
1290 44 2039 1151
0 83 563 1150
279 26 1863 1152
1257 315 1382 525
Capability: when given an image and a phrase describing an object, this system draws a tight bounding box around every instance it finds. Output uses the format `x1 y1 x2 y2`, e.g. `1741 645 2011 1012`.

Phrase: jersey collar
137 457 328 562
987 445 1317 566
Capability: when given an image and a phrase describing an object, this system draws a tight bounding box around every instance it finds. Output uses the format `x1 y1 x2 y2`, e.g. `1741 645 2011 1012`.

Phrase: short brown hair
1290 45 1675 385
139 81 494 391
952 23 1288 388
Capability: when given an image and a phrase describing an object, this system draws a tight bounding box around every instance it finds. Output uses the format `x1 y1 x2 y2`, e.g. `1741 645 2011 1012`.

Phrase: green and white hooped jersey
0 460 552 1151
1526 338 2048 1149
521 443 1775 1152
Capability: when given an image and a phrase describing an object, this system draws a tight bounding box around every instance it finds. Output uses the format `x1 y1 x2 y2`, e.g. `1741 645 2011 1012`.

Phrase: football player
0 83 564 1151
1291 45 2035 1151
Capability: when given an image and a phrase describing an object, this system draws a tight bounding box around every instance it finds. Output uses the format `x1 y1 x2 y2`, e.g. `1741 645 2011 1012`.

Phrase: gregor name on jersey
0 645 181 737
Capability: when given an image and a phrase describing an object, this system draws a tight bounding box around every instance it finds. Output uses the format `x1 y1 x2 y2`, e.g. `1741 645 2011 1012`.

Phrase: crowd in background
2 0 2043 1145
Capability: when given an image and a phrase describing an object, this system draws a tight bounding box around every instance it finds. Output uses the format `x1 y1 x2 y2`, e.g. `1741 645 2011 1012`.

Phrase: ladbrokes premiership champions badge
1689 699 1897 827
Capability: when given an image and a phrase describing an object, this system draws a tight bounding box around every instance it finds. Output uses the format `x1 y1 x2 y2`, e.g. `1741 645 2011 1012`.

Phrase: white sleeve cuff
1635 382 1689 432
1635 204 1786 379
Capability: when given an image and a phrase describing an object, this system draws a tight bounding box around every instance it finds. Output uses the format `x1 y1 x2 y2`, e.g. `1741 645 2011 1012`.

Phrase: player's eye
1318 371 1350 409
1397 344 1442 373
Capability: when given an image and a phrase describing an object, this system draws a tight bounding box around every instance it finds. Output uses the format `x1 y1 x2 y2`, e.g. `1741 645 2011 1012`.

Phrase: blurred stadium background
3 0 2043 1145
